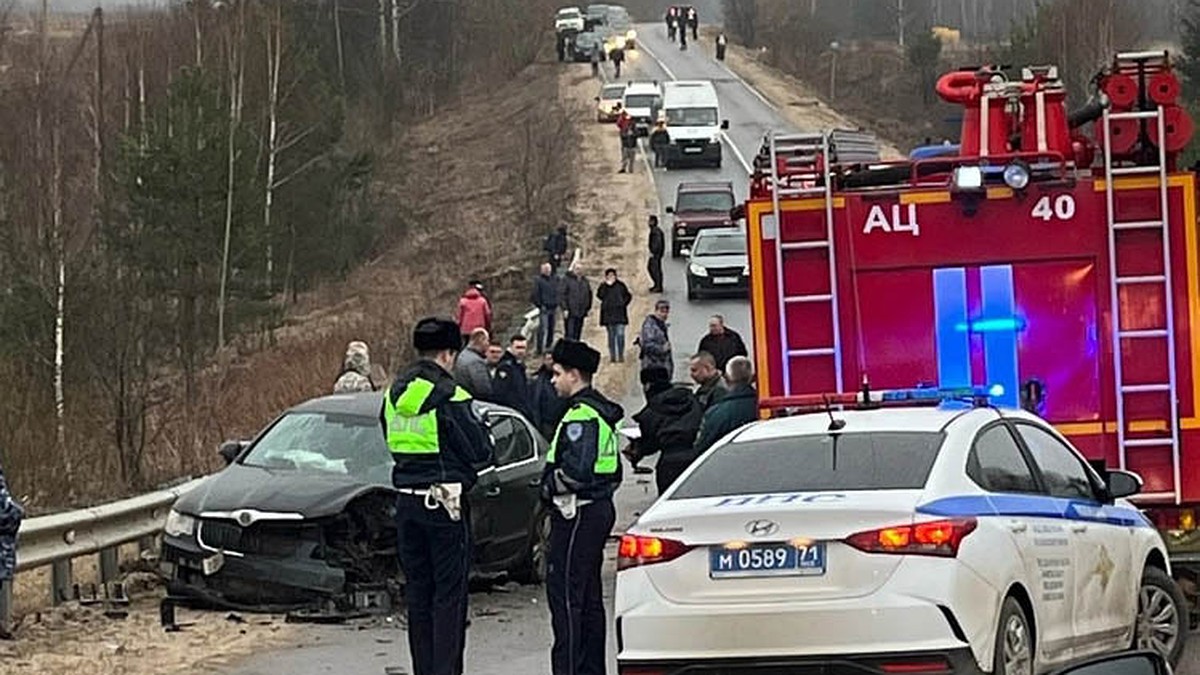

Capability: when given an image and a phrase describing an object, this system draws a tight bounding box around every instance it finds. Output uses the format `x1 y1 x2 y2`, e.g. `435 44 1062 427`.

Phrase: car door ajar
967 423 1075 668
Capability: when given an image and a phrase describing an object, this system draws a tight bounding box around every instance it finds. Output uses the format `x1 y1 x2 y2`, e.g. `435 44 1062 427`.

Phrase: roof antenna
824 394 846 432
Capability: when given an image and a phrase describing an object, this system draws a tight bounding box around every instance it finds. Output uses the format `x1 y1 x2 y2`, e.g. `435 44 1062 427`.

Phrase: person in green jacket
695 356 759 453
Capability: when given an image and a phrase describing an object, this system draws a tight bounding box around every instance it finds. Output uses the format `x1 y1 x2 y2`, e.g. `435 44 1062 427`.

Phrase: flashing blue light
879 385 1003 404
953 317 1027 333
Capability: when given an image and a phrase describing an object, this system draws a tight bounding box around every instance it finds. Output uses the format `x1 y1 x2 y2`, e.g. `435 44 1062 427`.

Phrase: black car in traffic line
160 392 549 612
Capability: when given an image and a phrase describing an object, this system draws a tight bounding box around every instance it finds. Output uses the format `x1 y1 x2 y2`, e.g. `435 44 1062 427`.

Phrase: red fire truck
745 52 1200 598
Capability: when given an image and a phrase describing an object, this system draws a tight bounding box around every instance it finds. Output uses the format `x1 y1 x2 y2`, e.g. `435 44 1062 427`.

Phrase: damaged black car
160 391 549 612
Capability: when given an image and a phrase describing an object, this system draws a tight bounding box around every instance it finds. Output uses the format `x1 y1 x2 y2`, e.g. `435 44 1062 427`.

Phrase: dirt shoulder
557 69 658 400
716 40 904 159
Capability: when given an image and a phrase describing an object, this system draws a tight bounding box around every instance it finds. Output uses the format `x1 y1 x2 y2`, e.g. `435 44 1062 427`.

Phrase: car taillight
617 535 692 570
845 518 977 558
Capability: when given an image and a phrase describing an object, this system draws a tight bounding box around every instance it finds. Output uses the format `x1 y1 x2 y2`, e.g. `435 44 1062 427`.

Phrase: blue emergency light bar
760 384 1005 414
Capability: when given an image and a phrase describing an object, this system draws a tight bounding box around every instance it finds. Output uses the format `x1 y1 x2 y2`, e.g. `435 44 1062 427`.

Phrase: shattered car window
241 412 392 480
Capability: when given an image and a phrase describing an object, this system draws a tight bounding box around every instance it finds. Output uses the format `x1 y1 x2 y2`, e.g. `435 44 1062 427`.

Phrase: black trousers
655 452 697 495
647 255 663 291
396 495 471 675
565 315 585 341
547 499 616 675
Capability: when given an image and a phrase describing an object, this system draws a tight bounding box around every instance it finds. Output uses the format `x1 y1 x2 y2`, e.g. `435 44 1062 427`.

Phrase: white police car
615 386 1188 675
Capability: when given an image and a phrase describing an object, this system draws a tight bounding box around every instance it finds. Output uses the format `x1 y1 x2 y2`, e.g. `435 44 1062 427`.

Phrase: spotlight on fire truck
952 165 984 192
1003 161 1031 190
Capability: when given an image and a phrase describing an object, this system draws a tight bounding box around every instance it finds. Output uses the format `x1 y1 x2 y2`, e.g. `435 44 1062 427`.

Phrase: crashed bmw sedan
160 391 549 612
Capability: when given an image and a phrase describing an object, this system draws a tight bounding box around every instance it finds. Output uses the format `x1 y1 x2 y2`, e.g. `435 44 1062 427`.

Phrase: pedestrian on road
381 318 495 675
492 334 534 422
596 267 632 362
649 116 670 167
647 215 665 292
695 356 758 452
532 352 569 440
687 6 698 40
333 340 376 393
679 21 688 50
630 366 704 495
590 44 601 78
610 44 625 79
456 283 492 343
454 328 494 399
665 6 677 41
560 262 593 341
544 226 569 274
557 33 567 62
637 299 673 378
697 315 748 371
716 33 727 61
531 262 561 354
619 122 638 173
542 339 623 675
689 351 727 411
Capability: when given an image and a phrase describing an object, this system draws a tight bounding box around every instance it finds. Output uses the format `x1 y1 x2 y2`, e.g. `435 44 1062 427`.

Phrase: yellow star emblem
1093 545 1115 591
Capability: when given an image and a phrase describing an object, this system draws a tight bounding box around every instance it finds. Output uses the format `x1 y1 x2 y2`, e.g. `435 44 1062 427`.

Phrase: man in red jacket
456 282 492 343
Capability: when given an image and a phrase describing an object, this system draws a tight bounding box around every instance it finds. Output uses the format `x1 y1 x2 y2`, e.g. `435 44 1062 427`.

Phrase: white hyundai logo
746 519 779 537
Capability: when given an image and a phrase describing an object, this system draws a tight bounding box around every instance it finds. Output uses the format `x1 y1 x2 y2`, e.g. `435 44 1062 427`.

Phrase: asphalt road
217 24 1200 675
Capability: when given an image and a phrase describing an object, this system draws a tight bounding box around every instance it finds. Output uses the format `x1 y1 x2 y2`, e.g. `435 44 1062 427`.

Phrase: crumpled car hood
173 464 392 519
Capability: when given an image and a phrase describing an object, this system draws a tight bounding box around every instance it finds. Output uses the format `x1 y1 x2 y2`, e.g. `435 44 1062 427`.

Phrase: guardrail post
0 579 12 632
51 559 72 605
99 547 119 584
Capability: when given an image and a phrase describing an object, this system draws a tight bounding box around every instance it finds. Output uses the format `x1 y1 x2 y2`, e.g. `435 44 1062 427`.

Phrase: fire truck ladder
766 131 843 395
1101 102 1182 503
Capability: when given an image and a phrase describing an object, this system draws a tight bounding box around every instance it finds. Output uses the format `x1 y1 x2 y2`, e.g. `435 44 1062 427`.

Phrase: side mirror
665 206 675 214
1106 469 1143 500
218 440 248 466
721 120 730 130
1050 651 1168 675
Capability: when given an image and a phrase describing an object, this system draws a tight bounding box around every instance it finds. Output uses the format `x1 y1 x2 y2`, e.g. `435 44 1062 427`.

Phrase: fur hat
413 317 461 352
552 339 601 375
640 366 671 386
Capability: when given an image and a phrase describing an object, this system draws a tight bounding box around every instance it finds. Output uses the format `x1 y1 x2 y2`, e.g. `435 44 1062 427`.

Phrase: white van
661 80 728 169
622 81 662 137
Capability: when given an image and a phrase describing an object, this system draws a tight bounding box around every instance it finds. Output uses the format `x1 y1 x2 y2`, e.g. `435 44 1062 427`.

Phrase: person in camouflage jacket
0 460 23 638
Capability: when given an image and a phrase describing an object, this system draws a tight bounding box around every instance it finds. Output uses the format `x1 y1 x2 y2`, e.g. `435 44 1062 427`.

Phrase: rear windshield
670 432 945 499
676 191 734 212
625 94 658 109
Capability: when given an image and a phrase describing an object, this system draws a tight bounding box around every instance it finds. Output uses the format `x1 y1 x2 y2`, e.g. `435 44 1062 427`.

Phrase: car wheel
510 509 551 585
687 284 697 301
993 596 1033 675
1135 567 1188 666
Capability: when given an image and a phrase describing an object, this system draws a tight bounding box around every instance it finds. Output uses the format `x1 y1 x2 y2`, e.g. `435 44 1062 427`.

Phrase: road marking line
716 58 777 111
637 40 677 81
721 130 753 175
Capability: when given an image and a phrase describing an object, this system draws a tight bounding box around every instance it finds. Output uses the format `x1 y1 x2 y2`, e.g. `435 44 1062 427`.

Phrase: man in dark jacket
695 356 759 453
647 215 665 292
380 318 496 675
544 226 569 274
532 352 569 440
595 268 632 362
697 314 749 371
689 351 727 411
631 367 704 495
649 117 670 167
531 263 560 354
542 339 623 675
492 335 533 421
560 263 593 342
0 459 23 640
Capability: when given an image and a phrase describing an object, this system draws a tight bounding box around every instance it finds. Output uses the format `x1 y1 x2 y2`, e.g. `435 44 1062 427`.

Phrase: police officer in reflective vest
543 339 624 675
381 317 495 675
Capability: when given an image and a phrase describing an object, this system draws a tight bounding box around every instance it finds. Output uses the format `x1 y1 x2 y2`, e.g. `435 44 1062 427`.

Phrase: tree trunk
52 117 73 499
379 0 388 65
264 0 282 295
217 0 246 351
333 0 345 89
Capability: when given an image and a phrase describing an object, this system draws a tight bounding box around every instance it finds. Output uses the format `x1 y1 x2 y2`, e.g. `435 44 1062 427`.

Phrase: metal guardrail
1 477 207 628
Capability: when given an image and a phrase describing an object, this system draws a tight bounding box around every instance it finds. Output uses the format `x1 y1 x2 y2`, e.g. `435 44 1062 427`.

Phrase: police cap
552 339 601 375
413 317 462 352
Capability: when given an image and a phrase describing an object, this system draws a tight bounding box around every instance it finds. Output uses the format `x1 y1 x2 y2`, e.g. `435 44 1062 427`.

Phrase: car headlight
676 226 687 235
689 263 708 277
165 509 197 538
709 133 722 144
627 29 636 40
